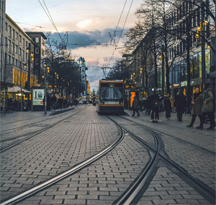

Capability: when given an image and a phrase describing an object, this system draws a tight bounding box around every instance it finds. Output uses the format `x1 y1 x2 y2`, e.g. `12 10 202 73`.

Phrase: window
35 47 39 54
22 50 24 61
26 53 28 61
15 59 18 66
9 25 11 37
12 42 15 54
8 55 11 64
15 45 18 53
5 37 7 46
12 29 15 39
23 38 25 48
19 48 21 56
16 32 18 39
35 37 39 43
41 49 45 56
26 41 28 49
12 57 14 65
8 40 11 53
19 35 21 42
19 61 21 68
5 22 7 31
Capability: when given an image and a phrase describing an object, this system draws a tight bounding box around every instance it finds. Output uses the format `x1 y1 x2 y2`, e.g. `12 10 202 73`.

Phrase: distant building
77 57 88 96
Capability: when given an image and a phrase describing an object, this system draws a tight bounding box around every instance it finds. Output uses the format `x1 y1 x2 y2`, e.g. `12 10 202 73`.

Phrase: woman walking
150 88 160 122
186 87 203 128
198 82 215 130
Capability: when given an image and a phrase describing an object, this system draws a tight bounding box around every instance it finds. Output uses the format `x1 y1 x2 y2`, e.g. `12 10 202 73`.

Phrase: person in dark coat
186 87 203 128
164 92 171 119
132 96 140 117
199 82 215 130
149 88 160 122
51 94 56 110
175 90 186 122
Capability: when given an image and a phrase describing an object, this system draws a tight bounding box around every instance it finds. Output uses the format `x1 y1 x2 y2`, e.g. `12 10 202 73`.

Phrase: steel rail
108 117 162 205
119 115 215 156
1 115 124 205
0 107 75 135
113 116 215 204
0 107 85 153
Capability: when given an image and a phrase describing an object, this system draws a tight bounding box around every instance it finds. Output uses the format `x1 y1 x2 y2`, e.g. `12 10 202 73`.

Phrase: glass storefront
170 49 210 87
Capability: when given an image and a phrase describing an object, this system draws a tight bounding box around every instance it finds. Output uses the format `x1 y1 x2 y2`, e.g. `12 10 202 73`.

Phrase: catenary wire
38 0 63 42
106 0 134 69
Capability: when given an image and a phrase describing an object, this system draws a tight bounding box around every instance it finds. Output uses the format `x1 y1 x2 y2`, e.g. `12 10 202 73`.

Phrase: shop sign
181 81 187 87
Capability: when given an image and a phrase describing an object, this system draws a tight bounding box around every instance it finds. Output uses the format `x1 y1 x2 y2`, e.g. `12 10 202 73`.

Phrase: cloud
45 27 127 50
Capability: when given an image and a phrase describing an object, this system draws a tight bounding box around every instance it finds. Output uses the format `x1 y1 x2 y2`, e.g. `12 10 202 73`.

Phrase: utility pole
201 4 205 92
44 68 47 115
27 43 31 91
162 45 164 97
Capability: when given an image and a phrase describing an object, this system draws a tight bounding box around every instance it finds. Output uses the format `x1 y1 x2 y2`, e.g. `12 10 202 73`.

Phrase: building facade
4 14 37 92
0 0 6 89
26 32 47 83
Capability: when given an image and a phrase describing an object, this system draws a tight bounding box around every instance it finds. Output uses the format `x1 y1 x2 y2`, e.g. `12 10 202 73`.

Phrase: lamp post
26 43 34 101
196 9 208 92
43 63 49 114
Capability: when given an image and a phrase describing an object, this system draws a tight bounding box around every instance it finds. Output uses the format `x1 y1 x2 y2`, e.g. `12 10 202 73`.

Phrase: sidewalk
0 105 79 122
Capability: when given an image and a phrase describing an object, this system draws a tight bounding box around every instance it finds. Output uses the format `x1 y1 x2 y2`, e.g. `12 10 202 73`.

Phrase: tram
97 80 124 114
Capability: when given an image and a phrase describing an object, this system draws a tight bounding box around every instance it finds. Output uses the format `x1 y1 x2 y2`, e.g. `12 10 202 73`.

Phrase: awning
1 86 31 93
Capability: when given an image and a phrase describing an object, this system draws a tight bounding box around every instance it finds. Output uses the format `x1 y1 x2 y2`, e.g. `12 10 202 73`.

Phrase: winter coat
164 96 171 110
191 93 203 116
202 85 214 113
132 98 139 109
169 97 174 108
149 92 159 109
175 92 186 110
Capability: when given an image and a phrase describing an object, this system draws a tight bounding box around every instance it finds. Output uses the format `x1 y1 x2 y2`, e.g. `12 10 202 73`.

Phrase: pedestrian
186 87 203 128
149 88 160 122
132 96 140 117
51 93 56 110
198 82 215 130
164 92 171 119
175 90 186 122
169 94 174 112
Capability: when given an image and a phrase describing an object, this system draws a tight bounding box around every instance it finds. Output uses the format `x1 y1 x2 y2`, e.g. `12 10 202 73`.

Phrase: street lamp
26 43 34 92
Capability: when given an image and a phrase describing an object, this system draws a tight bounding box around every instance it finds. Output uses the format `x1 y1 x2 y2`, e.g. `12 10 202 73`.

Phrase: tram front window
100 87 123 101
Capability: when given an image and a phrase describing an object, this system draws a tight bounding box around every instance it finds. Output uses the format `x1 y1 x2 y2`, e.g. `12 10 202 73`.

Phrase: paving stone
137 167 211 204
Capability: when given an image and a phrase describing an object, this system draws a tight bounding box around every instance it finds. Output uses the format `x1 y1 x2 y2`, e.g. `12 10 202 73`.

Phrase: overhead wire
42 0 63 41
106 0 134 70
38 0 63 42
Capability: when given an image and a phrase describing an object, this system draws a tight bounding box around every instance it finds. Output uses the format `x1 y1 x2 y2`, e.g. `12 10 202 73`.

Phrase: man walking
175 90 186 122
132 96 140 117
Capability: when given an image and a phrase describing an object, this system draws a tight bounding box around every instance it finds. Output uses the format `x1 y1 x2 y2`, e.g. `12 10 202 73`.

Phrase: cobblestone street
0 105 215 205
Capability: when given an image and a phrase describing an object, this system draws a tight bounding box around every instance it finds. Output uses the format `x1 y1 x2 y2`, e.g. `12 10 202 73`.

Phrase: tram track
119 115 215 156
0 107 75 135
0 107 85 153
0 113 124 205
109 115 215 205
0 112 215 204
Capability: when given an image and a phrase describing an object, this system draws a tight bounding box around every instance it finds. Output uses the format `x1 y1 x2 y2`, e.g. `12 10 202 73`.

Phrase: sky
6 0 144 91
